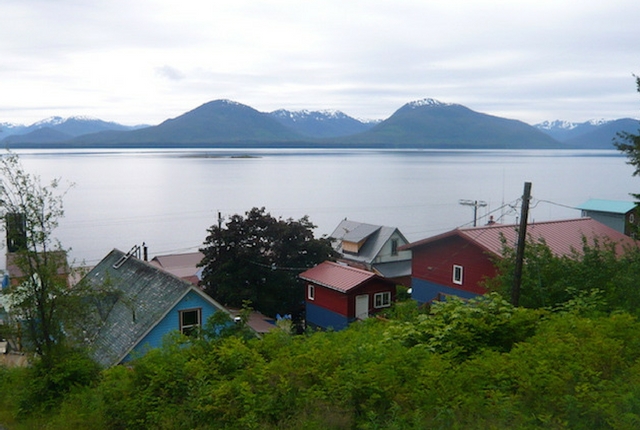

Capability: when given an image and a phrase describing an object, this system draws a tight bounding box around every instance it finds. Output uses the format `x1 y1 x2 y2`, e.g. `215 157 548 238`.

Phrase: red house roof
299 261 379 293
401 218 638 257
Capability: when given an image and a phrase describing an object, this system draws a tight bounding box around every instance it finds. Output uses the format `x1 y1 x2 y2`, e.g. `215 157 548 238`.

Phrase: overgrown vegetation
3 293 640 429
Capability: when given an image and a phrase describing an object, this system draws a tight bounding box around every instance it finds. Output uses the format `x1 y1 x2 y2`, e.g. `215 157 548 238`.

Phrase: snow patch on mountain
270 109 350 122
407 98 454 108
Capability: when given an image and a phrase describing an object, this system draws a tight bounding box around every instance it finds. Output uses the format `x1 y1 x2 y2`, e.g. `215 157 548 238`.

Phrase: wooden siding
125 290 221 362
308 278 395 319
411 235 495 296
306 302 349 330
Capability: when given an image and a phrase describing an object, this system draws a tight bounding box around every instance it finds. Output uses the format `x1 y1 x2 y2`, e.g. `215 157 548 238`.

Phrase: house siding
310 283 350 316
411 278 481 303
410 236 495 303
306 302 349 330
124 290 220 362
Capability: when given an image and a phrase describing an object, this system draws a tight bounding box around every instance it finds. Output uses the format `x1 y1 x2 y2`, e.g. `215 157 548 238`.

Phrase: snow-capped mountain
269 109 376 138
534 118 639 148
0 116 149 144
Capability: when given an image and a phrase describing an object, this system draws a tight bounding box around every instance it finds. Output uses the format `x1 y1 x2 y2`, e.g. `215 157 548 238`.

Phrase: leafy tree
199 207 337 318
484 234 640 315
0 152 101 374
0 152 74 366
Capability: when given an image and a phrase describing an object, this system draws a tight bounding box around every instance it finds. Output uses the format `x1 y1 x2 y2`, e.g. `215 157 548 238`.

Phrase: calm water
6 148 636 266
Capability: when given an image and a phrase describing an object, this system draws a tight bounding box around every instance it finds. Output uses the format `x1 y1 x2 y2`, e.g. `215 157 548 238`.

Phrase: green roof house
80 248 229 367
577 199 638 237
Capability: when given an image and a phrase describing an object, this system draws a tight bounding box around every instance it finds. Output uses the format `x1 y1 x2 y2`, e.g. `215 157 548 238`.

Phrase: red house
400 218 638 303
299 261 396 330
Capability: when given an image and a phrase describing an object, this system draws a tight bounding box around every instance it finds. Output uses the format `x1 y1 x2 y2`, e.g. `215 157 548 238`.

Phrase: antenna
459 199 487 227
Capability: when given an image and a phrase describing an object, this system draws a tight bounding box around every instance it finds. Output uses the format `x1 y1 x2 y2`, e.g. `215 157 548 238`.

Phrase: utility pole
459 199 487 227
511 182 532 306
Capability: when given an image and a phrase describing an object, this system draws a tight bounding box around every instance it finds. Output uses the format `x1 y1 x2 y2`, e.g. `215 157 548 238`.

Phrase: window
391 239 398 256
453 265 463 285
308 284 315 300
179 308 201 336
374 291 391 308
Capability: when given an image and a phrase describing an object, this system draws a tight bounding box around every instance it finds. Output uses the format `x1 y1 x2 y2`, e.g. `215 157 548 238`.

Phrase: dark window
374 291 391 308
308 284 315 300
453 265 463 285
391 239 398 256
179 308 201 336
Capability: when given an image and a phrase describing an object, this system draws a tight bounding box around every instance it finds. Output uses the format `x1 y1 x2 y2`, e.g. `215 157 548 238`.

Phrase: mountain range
1 99 637 149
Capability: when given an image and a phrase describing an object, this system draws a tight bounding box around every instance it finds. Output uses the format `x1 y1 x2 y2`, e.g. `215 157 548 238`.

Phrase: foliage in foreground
2 294 640 429
484 234 640 316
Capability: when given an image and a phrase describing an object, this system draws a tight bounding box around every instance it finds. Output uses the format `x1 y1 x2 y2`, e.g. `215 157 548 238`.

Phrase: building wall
372 231 412 265
411 278 481 303
583 210 626 234
306 302 349 330
306 278 396 329
125 290 220 362
410 236 495 302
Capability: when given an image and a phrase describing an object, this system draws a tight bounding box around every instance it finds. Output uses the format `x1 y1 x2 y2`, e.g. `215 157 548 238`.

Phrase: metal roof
402 218 638 258
330 219 409 265
576 199 636 215
299 261 380 293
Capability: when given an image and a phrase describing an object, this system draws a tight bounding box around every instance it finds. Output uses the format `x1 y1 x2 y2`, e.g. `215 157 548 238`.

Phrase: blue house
81 248 229 367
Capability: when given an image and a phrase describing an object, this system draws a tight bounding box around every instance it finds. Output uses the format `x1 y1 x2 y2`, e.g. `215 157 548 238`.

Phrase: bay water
7 148 636 267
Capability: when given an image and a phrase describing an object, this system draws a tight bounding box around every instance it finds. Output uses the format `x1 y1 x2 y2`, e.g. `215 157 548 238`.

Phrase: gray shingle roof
81 248 225 367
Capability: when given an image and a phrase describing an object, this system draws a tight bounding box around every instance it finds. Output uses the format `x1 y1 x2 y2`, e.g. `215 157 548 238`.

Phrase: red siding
308 278 396 318
411 236 495 295
310 282 349 315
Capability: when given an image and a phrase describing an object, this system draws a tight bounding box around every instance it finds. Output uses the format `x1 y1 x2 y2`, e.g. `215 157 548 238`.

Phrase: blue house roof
80 248 228 367
577 199 636 215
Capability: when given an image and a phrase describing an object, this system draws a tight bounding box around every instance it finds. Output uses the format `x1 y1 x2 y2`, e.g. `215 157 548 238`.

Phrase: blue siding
124 291 220 362
306 302 349 331
411 278 480 303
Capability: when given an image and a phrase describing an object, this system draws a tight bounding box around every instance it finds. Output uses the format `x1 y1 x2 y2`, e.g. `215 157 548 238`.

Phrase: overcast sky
1 0 638 126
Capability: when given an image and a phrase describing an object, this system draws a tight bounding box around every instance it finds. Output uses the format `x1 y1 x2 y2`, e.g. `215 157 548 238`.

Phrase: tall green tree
199 207 337 318
0 152 75 367
615 74 640 192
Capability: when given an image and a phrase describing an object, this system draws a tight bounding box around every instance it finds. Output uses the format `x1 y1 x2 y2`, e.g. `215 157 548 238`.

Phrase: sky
1 0 638 126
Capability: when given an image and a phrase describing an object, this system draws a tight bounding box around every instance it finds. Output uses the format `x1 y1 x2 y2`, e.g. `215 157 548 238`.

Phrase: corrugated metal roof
403 218 638 257
299 261 378 293
576 199 636 215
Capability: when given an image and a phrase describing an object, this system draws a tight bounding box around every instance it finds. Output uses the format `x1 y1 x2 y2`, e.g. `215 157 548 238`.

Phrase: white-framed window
374 291 391 308
179 308 201 336
453 265 463 285
308 284 315 300
391 238 399 256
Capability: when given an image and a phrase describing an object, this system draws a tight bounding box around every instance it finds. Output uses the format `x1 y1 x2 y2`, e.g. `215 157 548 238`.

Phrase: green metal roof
576 199 636 215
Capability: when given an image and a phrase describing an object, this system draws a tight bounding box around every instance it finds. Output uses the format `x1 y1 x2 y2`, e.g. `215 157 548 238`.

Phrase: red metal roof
299 261 378 293
402 218 638 258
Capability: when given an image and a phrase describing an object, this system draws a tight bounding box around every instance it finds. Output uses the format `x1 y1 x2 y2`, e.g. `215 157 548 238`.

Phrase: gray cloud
0 0 638 125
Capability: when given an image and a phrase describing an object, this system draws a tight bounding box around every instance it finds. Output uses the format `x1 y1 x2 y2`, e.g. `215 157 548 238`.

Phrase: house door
355 294 369 320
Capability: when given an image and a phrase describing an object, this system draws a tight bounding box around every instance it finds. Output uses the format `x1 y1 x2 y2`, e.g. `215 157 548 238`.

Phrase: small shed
81 248 229 367
299 261 396 331
577 199 638 237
